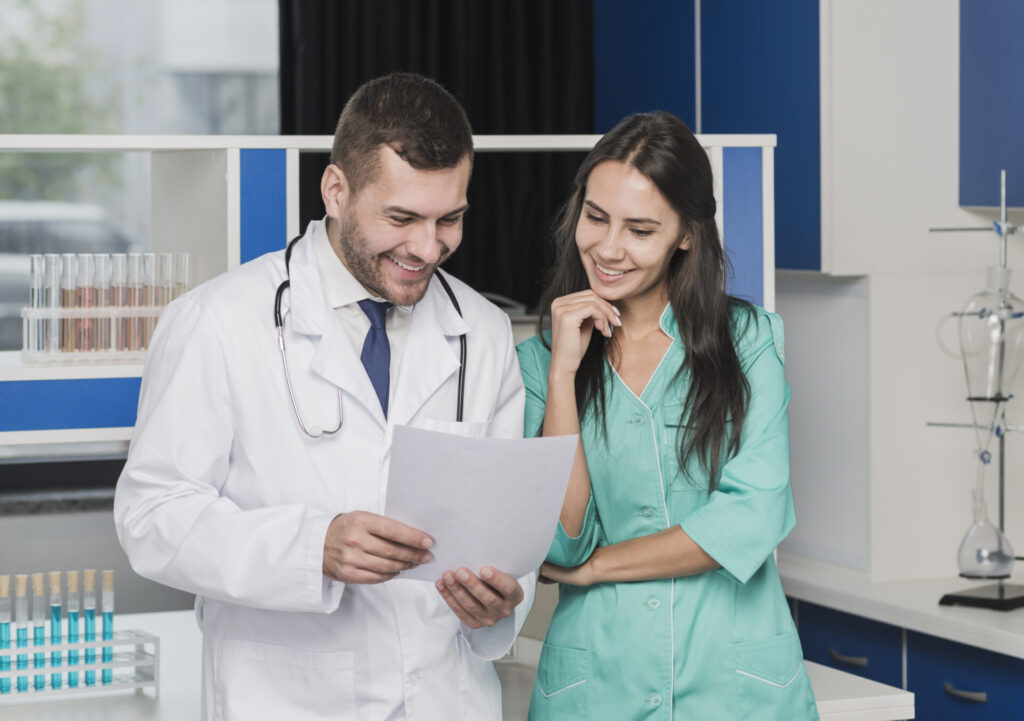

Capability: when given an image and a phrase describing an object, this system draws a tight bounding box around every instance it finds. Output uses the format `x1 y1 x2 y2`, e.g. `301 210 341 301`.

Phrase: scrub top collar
658 302 679 341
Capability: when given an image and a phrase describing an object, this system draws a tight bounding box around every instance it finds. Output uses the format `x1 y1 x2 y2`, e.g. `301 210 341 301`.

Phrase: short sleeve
679 310 795 584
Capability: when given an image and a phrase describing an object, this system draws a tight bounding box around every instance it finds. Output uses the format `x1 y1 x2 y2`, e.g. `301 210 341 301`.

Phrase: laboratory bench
780 552 1024 719
0 609 912 720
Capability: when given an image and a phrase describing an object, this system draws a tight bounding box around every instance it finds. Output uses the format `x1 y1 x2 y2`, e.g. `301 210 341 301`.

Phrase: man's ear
321 163 351 218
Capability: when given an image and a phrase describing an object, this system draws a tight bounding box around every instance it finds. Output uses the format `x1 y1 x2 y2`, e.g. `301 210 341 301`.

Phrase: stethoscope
274 234 467 437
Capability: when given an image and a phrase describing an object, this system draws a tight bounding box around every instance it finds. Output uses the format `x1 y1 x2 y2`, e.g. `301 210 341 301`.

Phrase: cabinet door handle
828 649 868 668
943 681 987 703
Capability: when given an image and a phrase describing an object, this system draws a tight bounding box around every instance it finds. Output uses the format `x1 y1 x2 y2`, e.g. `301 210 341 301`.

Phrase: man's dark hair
330 73 473 194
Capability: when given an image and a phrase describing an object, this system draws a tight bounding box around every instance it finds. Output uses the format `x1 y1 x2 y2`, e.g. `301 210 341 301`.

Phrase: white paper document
385 425 578 582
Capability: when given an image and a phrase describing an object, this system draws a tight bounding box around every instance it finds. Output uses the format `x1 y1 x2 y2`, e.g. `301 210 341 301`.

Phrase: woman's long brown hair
536 112 753 490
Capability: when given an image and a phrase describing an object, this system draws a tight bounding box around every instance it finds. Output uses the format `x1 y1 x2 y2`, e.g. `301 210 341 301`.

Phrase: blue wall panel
701 0 819 271
0 378 142 431
960 0 1024 207
240 148 287 264
593 0 696 132
723 147 763 306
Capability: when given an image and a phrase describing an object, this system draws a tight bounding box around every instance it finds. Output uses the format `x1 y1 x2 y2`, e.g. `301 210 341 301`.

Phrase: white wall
782 0 1024 581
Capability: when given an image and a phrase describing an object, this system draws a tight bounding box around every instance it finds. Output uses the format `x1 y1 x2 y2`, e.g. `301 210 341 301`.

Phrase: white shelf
0 352 144 382
0 133 776 153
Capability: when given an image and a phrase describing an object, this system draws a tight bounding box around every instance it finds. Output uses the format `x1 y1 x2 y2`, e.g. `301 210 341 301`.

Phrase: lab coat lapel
286 230 387 424
389 272 469 427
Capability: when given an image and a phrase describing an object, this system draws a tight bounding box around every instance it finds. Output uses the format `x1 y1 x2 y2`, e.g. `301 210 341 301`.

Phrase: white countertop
0 609 912 720
779 552 1024 660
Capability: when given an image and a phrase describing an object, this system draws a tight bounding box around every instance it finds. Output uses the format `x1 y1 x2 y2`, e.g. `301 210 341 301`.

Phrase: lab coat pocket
732 630 817 720
529 643 589 720
214 640 355 721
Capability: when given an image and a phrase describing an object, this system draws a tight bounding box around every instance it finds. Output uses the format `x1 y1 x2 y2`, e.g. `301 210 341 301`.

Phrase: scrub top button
629 415 644 425
648 694 662 706
647 597 661 609
640 507 655 519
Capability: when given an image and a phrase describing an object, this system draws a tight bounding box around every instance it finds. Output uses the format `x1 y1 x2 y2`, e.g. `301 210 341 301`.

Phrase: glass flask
958 488 1015 579
958 266 1024 405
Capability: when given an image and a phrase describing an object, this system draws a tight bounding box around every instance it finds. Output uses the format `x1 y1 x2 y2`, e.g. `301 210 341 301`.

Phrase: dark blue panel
593 0 696 132
908 631 1024 720
960 1 1024 207
723 147 763 306
240 149 287 264
701 0 820 271
797 602 902 688
0 378 141 431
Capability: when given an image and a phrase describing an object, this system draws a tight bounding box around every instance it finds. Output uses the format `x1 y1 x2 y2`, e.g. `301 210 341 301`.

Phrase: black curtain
279 0 594 310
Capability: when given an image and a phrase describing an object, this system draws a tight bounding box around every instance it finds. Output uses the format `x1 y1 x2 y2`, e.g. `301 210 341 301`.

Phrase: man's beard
335 208 438 306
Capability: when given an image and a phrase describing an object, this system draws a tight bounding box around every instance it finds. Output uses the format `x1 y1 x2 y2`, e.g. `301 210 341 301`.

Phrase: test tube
127 253 143 351
66 570 79 688
142 253 158 348
0 575 10 694
93 255 111 353
173 252 189 299
28 255 44 353
158 253 173 306
111 255 128 351
60 254 77 353
44 254 60 353
76 254 95 353
48 571 62 689
101 571 114 685
83 569 95 686
31 573 45 690
14 575 27 693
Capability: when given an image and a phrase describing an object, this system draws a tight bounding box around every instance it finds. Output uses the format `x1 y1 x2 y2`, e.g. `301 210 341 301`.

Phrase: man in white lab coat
114 73 535 720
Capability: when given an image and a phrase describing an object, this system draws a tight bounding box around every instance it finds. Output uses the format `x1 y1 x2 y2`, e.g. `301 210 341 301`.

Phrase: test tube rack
0 629 159 706
20 306 164 364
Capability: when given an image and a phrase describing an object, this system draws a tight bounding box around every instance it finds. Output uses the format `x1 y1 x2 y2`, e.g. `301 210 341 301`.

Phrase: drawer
907 631 1024 720
795 601 903 687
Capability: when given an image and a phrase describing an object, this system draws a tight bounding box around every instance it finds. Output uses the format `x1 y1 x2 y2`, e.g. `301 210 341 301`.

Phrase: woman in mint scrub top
518 112 818 721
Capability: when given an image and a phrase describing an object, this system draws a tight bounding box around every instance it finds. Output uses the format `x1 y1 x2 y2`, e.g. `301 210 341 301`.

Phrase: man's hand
323 511 433 584
434 566 524 629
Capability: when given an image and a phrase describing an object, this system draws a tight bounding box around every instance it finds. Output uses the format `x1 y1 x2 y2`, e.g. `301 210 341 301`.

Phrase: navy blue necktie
358 299 392 417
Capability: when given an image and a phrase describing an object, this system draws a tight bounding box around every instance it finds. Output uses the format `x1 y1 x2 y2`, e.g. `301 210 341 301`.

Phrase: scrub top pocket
732 630 817 720
529 643 590 720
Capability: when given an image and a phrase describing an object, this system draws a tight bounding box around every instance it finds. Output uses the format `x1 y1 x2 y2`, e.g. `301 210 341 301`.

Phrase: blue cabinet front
908 631 1024 720
796 601 903 688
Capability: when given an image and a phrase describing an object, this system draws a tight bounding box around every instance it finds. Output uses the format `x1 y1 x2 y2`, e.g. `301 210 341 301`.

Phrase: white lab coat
114 220 535 721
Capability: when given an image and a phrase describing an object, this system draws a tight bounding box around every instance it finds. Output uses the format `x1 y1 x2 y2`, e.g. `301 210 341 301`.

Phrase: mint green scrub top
517 305 818 721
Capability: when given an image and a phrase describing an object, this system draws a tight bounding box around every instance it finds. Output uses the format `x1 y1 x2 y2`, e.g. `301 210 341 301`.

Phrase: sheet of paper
385 425 578 582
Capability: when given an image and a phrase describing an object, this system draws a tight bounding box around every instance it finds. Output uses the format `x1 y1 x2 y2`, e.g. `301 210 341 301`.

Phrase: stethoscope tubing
274 234 466 437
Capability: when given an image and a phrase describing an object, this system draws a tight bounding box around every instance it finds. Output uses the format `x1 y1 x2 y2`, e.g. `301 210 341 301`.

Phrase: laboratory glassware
93 254 111 353
111 254 128 351
127 254 143 351
28 256 43 353
83 569 95 686
43 254 60 353
173 252 189 299
66 570 79 688
48 572 61 689
31 574 44 690
955 266 1024 579
142 253 157 348
0 575 9 694
101 570 114 685
76 255 94 353
60 255 76 353
14 575 27 693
